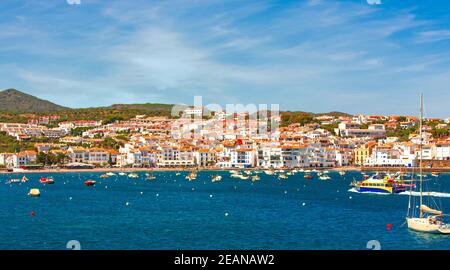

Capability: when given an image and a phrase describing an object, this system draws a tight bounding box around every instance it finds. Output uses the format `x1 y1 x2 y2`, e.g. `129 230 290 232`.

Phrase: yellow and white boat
186 171 197 181
212 175 222 182
28 189 40 197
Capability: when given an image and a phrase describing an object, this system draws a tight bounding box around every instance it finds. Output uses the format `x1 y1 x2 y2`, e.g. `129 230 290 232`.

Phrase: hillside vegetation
0 89 68 113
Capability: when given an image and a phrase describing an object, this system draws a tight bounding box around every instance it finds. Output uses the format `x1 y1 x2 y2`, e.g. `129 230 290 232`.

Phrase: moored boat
40 177 55 184
28 188 40 197
318 175 331 181
128 173 139 178
7 178 21 184
406 95 450 235
186 171 197 181
238 174 249 180
84 180 96 186
212 175 222 182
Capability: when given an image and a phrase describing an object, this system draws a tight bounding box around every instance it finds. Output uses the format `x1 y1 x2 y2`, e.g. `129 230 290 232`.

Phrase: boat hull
407 218 450 234
354 186 406 194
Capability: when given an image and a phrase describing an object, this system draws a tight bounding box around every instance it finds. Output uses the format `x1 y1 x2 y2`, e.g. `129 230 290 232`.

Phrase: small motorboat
119 172 127 176
319 175 331 181
128 173 139 178
212 175 222 182
40 177 55 184
100 174 110 179
84 180 96 186
21 176 29 182
6 179 21 184
146 175 156 181
278 174 288 180
106 172 116 176
431 172 440 177
304 174 313 179
251 175 260 182
230 173 242 178
28 188 40 197
238 175 249 180
186 171 198 181
175 172 181 176
339 171 346 176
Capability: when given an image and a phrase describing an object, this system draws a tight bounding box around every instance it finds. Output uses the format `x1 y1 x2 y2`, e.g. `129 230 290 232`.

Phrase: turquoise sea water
1 170 449 250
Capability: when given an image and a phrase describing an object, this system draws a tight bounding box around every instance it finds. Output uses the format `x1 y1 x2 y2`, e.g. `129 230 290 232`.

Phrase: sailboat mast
419 93 423 218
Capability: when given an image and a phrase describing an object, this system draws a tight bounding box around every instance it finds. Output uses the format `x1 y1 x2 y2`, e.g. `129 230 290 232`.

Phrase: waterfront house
257 145 283 169
67 147 89 163
353 142 376 166
193 149 217 167
434 142 450 160
12 150 37 167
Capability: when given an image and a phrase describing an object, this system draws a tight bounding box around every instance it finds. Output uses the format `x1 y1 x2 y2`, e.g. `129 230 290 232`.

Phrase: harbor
1 170 450 250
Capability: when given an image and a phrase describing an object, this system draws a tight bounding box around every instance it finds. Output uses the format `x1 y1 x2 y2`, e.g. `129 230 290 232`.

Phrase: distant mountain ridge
0 89 69 113
0 88 352 118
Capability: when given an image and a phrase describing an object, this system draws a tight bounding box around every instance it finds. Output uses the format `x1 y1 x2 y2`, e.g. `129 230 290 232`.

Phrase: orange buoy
30 211 36 216
386 223 393 230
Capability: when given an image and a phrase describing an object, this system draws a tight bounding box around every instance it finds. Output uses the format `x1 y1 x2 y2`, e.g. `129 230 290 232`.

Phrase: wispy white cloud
416 30 450 43
0 0 450 117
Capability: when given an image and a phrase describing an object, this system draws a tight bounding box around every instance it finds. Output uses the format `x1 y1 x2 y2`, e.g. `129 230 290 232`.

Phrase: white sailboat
406 94 450 234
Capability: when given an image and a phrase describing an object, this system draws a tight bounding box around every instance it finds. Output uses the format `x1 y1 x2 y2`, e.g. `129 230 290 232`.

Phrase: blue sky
0 0 450 117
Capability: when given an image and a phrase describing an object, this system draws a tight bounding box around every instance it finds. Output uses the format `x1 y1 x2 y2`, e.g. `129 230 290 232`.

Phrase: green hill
0 88 351 125
0 89 69 113
107 103 175 112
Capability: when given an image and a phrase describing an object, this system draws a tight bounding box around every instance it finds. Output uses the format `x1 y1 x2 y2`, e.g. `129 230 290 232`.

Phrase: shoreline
1 166 450 175
1 166 360 175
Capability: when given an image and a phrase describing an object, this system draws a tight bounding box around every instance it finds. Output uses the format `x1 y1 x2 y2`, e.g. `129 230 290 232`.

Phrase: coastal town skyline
2 1 450 254
1 1 450 117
